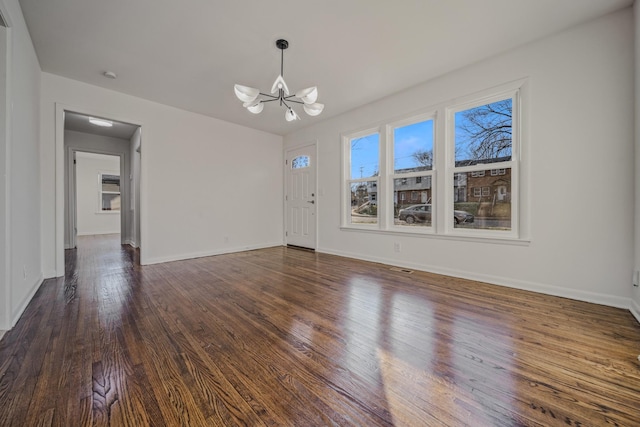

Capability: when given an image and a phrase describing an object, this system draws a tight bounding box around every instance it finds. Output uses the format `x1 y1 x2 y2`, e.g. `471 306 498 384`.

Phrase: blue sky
350 98 512 178
350 120 433 179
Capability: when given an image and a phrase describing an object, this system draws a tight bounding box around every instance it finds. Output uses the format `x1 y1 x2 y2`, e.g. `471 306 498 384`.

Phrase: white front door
285 144 317 249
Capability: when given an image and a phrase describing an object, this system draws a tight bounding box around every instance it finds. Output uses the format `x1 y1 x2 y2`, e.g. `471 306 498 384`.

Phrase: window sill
339 226 530 246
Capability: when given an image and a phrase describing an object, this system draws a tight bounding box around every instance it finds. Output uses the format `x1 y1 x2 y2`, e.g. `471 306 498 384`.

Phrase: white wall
285 9 635 309
633 1 640 322
129 127 141 248
0 0 41 330
41 73 283 274
75 152 120 236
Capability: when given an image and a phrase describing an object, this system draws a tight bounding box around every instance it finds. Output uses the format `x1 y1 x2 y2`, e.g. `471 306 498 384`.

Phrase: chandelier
234 39 324 122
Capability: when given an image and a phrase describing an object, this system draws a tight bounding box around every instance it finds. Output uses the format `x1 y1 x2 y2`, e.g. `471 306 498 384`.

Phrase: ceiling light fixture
234 39 324 122
89 117 113 127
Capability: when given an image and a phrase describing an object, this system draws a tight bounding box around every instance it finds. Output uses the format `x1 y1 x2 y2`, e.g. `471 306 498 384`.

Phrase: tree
412 149 433 168
456 99 512 161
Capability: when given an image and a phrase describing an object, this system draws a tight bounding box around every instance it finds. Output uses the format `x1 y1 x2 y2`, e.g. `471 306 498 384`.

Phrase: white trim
43 269 57 279
10 274 43 329
124 239 137 248
0 5 11 330
341 79 528 241
55 103 145 274
318 246 631 310
143 242 283 266
630 298 640 325
339 225 530 246
77 230 121 236
97 169 121 213
445 85 521 238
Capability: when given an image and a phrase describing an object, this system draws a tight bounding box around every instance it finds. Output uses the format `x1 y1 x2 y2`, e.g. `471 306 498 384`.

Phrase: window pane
292 155 310 169
453 167 511 231
350 181 378 224
102 193 121 211
394 174 432 227
394 119 433 173
351 134 379 179
101 174 120 192
455 98 512 164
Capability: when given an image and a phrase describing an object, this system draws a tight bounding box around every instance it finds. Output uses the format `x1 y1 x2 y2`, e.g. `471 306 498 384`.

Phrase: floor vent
286 244 315 252
390 267 414 274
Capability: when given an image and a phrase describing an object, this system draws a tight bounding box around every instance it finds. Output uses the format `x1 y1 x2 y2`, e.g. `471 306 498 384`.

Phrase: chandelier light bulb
234 84 260 103
295 87 318 104
285 108 300 122
303 103 324 117
270 75 290 96
246 100 264 114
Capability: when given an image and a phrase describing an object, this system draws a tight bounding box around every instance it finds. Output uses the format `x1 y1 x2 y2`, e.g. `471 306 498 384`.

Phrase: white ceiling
65 111 139 140
19 0 632 136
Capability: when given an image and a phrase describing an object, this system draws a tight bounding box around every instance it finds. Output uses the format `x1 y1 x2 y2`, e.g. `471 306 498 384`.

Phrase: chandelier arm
260 98 280 104
283 97 304 105
259 93 279 99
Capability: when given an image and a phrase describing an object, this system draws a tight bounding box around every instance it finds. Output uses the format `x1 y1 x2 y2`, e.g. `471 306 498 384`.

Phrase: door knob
307 200 315 204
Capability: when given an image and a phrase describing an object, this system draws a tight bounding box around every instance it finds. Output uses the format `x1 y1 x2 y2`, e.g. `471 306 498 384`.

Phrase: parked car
453 209 475 224
398 204 432 224
398 204 474 224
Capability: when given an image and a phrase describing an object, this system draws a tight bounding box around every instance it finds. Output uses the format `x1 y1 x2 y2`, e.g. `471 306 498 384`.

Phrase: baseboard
630 298 640 325
77 231 120 236
11 273 44 329
142 241 284 266
43 269 58 279
318 247 631 310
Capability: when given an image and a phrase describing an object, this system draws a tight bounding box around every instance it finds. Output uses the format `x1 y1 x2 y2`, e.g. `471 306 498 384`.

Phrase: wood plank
0 234 638 426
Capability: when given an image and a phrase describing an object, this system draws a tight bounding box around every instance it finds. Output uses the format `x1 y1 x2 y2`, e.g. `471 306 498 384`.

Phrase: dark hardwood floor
0 234 639 426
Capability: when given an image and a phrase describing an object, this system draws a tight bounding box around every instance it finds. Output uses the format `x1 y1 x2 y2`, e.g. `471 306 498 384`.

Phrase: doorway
285 143 317 250
62 111 141 256
70 152 122 247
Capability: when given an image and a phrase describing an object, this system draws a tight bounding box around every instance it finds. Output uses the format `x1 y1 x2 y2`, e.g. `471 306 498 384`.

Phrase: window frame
388 112 437 233
342 127 382 228
98 171 121 213
341 79 526 242
445 86 520 238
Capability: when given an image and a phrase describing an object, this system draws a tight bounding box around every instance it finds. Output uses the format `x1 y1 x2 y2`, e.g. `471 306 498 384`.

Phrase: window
99 173 121 212
292 155 310 169
342 80 523 239
451 94 516 233
346 132 379 225
392 117 434 229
